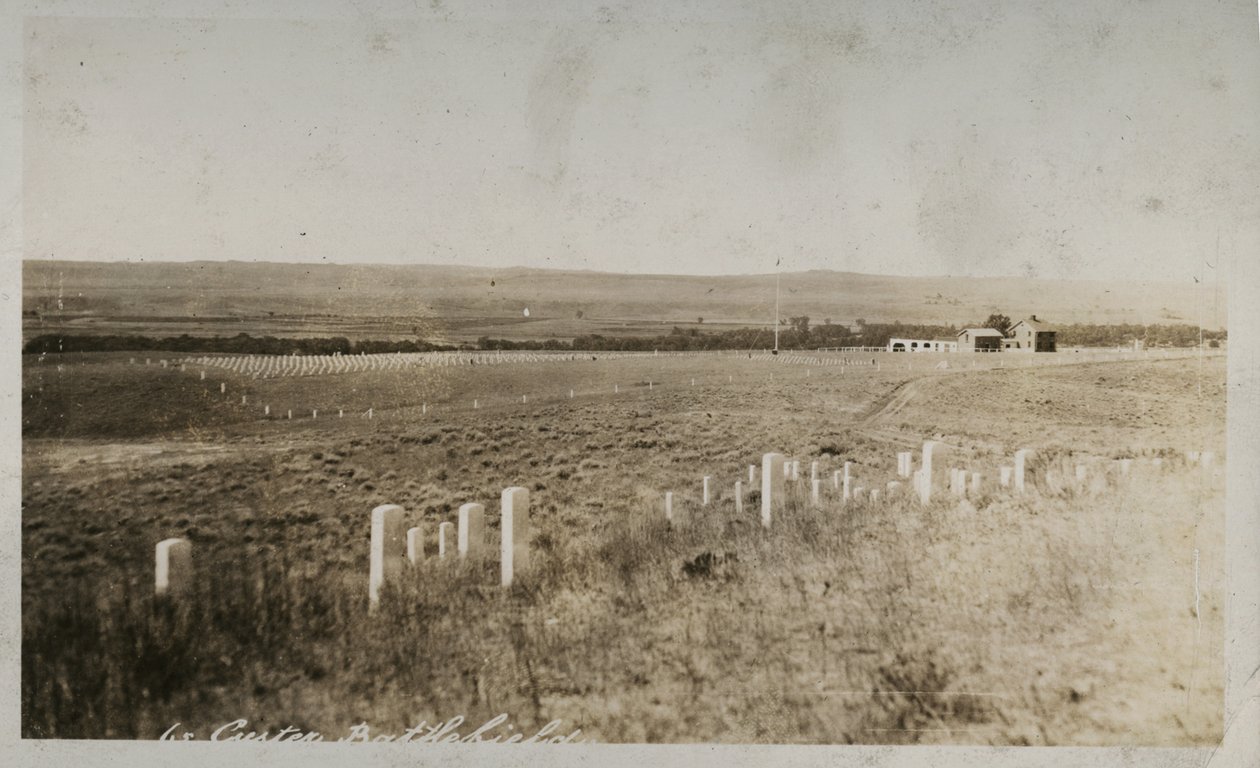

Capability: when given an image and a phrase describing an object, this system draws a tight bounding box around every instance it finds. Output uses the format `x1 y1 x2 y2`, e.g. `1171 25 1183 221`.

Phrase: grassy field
20 351 1225 744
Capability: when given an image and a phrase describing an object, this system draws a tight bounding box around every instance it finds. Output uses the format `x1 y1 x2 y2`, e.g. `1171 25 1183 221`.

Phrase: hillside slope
22 260 1226 341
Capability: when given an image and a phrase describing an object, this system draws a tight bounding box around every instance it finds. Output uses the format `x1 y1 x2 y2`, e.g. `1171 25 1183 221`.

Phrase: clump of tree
981 314 1013 336
1054 323 1225 348
22 333 459 356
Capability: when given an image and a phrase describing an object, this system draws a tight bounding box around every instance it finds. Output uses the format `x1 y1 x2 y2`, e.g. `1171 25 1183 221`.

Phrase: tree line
22 333 459 356
23 320 1225 357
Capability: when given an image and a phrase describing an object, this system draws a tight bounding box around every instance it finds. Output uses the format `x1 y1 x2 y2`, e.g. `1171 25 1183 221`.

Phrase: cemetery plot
20 351 1225 745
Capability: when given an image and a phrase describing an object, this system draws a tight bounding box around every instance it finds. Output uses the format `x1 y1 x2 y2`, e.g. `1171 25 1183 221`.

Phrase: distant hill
22 260 1227 343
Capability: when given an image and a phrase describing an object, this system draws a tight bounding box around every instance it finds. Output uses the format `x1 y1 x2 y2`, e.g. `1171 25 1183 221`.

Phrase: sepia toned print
13 1 1253 753
18 263 1227 745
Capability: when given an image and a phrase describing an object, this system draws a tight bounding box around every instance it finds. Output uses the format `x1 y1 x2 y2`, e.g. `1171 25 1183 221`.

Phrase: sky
19 0 1260 283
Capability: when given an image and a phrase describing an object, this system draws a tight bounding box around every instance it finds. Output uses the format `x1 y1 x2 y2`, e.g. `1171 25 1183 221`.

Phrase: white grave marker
500 487 530 586
919 441 946 504
1014 449 1033 493
458 503 486 560
155 538 192 598
370 505 406 608
761 453 786 528
438 521 454 558
407 526 425 565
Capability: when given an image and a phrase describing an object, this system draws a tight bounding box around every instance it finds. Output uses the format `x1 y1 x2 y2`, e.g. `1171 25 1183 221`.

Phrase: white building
887 337 958 353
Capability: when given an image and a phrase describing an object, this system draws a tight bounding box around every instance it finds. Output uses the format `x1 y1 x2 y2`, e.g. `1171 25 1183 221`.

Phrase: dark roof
1011 317 1054 332
957 327 1005 337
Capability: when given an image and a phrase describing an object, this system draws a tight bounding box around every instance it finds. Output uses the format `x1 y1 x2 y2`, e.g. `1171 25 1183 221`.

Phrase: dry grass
21 353 1225 744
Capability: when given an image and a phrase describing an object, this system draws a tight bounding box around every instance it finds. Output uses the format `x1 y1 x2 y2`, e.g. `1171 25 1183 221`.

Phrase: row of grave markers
131 345 1206 386
169 350 1210 428
153 444 1220 603
41 347 1209 378
665 443 1223 527
368 487 530 606
155 487 534 608
677 454 875 529
198 374 756 424
181 349 749 379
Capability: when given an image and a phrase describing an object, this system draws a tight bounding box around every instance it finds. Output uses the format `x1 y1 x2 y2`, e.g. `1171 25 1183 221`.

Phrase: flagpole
773 264 780 354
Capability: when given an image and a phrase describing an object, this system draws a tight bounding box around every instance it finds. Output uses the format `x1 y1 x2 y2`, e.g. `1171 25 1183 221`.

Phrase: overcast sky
20 1 1259 282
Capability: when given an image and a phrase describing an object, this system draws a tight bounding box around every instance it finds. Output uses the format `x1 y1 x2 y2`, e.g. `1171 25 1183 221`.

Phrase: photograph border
1 2 1256 766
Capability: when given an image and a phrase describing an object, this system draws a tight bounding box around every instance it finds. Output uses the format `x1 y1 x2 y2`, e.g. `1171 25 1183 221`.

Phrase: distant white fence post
703 476 712 506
